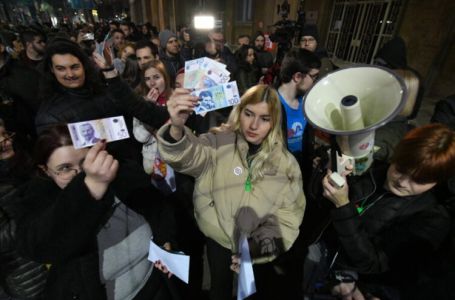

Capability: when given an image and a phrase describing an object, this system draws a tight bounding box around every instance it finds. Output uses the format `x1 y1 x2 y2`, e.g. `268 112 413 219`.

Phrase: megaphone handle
330 135 339 173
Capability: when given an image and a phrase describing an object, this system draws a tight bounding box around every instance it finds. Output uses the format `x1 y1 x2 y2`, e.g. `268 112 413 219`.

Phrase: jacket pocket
193 195 215 217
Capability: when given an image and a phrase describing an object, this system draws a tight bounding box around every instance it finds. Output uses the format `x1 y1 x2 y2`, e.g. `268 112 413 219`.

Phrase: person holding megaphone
318 124 455 299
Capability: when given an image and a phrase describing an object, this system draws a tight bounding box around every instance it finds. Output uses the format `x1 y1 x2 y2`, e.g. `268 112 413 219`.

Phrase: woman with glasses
298 25 334 78
0 118 48 300
16 125 180 300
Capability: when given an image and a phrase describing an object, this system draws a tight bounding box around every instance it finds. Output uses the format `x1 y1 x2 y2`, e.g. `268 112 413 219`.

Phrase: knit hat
300 25 319 42
159 30 176 49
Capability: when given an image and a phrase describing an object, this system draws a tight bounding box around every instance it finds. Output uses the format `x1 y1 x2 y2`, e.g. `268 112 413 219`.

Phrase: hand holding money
83 141 119 200
167 88 199 140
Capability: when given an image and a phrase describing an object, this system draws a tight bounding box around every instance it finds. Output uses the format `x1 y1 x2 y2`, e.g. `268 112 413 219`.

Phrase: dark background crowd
0 17 455 300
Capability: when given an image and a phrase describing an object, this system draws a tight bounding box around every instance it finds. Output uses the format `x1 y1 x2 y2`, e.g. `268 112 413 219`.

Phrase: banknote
192 81 240 115
68 116 130 149
184 57 230 89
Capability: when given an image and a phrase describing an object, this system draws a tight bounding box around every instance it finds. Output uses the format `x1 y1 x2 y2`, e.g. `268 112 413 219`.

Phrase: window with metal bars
325 0 404 64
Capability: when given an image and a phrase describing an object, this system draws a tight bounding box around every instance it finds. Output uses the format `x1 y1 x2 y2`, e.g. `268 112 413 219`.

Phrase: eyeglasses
46 165 82 180
300 37 316 43
0 131 15 146
307 73 319 81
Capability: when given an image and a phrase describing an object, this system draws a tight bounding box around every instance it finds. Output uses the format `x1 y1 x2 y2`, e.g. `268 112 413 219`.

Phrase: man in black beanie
299 24 333 77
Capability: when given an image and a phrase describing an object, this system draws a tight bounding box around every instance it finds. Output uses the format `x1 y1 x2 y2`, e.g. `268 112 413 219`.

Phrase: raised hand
83 141 119 200
166 88 199 140
92 42 113 67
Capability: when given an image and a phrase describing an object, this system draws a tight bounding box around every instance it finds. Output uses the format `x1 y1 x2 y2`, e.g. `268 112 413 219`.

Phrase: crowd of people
0 18 454 300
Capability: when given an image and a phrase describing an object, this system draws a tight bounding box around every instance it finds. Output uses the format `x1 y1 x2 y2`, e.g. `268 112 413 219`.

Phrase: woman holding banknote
134 61 207 299
157 85 306 300
16 125 181 300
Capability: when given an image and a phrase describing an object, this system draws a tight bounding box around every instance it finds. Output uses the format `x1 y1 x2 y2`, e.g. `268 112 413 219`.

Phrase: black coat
16 162 176 300
159 51 185 85
330 163 450 289
234 65 260 96
35 76 169 134
0 55 41 141
0 180 48 299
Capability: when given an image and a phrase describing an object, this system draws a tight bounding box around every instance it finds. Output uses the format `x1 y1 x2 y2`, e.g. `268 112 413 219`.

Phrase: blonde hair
395 69 419 118
118 42 136 58
214 84 287 181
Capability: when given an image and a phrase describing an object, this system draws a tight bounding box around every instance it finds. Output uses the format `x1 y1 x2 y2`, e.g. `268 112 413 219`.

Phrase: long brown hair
34 125 73 167
135 60 172 99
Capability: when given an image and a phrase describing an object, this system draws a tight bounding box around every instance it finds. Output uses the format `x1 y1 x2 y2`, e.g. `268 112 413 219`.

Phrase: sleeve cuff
104 76 122 86
330 202 358 221
163 126 180 143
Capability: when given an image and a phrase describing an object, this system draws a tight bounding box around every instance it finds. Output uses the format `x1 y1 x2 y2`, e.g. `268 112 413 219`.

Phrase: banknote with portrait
68 116 130 149
184 57 230 90
192 81 240 115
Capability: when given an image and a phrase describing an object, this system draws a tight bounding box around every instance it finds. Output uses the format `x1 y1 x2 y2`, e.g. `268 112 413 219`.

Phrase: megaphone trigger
328 172 346 189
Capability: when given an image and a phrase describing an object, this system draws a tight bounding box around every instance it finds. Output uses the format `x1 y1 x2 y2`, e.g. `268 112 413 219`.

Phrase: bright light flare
194 16 215 29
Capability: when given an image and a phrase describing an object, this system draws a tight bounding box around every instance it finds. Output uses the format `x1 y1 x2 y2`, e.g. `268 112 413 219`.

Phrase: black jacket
0 55 41 141
0 160 47 299
35 76 169 134
16 162 177 300
159 51 185 85
234 65 260 96
330 163 450 289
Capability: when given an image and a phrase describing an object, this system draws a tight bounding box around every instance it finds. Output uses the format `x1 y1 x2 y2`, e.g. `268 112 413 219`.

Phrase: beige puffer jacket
157 125 306 263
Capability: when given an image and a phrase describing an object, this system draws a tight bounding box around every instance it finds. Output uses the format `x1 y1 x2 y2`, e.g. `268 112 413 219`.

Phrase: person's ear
38 165 51 177
0 44 5 54
292 72 303 83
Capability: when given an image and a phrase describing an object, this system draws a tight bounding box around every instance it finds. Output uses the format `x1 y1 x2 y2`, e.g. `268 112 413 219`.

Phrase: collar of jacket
159 50 181 62
57 84 92 98
235 132 281 176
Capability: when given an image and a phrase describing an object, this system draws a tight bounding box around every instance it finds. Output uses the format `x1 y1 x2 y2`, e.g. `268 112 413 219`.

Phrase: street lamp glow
194 16 215 29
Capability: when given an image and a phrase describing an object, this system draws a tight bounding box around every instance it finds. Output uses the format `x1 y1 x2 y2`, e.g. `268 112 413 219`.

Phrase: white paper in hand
148 240 190 284
68 116 130 149
237 234 256 300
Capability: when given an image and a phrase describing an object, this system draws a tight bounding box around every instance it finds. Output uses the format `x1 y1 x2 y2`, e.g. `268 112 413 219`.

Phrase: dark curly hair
38 39 104 100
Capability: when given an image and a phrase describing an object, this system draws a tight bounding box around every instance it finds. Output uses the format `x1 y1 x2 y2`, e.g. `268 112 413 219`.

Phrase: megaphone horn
303 65 407 175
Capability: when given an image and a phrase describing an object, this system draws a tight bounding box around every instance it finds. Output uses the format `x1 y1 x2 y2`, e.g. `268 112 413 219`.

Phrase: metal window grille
236 0 253 22
325 0 404 64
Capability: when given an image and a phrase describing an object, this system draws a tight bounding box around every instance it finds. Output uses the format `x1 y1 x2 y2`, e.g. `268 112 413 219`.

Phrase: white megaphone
303 65 407 176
